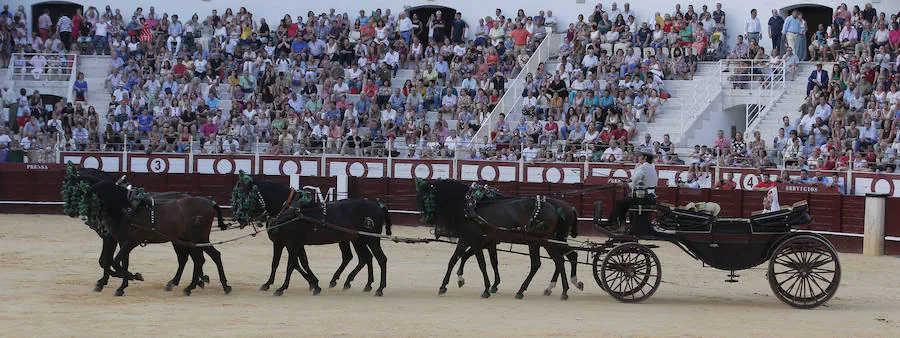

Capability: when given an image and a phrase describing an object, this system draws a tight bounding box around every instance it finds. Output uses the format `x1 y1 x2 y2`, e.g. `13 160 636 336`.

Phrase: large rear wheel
599 243 661 303
768 234 841 309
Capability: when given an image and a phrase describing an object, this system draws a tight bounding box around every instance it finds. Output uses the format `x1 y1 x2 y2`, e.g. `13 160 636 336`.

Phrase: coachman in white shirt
607 151 658 232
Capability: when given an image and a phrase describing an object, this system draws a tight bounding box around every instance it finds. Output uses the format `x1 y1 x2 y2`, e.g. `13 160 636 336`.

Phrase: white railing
66 54 80 104
8 52 78 82
463 34 561 156
719 58 786 132
680 61 724 136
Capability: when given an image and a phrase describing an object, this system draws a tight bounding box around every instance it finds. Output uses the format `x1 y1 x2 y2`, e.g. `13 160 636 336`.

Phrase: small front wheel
599 243 661 303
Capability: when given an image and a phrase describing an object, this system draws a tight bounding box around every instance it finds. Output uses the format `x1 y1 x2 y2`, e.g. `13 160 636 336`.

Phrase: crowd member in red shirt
754 173 777 190
714 173 738 189
509 23 532 54
611 122 629 143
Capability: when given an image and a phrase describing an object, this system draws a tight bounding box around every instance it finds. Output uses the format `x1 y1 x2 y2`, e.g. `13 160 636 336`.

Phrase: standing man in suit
807 63 828 96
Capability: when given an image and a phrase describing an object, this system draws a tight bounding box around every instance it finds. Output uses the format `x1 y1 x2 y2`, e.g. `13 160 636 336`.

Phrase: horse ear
414 178 427 191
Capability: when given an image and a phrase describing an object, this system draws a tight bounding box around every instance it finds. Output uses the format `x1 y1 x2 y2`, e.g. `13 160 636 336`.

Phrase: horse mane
420 179 470 230
252 178 293 214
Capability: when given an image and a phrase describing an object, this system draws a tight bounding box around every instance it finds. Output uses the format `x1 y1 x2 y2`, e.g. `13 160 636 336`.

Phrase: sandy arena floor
0 214 898 337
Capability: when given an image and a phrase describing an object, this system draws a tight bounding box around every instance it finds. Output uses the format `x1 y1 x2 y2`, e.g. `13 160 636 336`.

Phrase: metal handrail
8 52 78 82
66 54 79 104
464 34 560 156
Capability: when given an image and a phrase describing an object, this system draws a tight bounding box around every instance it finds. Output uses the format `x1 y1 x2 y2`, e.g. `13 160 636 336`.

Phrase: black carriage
590 190 841 309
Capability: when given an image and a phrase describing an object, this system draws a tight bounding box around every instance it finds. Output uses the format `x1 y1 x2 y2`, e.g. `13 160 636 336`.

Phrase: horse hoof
560 294 569 301
183 289 191 296
515 292 524 299
343 283 351 291
114 290 124 297
481 291 491 299
197 281 205 289
457 279 465 288
438 287 447 295
543 288 552 296
363 285 372 292
133 273 144 281
576 281 585 291
308 285 314 291
201 275 210 284
312 288 321 296
490 286 499 294
329 281 337 288
375 290 383 297
93 285 104 292
224 285 232 294
259 284 270 291
273 289 284 297
165 282 175 292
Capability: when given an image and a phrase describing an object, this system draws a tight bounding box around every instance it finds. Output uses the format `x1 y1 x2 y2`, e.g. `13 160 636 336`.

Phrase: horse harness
464 184 547 233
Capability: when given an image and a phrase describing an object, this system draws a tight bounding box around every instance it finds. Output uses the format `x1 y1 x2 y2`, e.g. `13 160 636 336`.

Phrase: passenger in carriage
762 186 780 213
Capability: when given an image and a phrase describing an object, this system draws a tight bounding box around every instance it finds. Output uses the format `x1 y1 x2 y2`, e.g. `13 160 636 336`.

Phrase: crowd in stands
0 2 898 193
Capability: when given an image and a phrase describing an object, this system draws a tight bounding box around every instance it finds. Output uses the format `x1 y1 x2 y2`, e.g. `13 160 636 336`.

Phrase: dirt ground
0 214 898 337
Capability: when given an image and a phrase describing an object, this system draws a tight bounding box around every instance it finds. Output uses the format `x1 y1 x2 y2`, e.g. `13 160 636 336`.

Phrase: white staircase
77 55 113 115
635 62 722 146
748 62 821 147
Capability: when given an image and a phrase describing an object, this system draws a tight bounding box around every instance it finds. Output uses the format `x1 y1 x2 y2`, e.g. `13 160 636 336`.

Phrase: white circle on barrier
545 167 562 183
82 157 100 169
480 166 497 181
281 160 299 175
216 159 234 174
414 163 432 178
149 158 167 173
348 162 366 177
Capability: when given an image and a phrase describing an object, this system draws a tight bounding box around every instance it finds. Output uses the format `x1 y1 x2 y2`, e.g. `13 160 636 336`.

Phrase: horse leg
295 246 321 295
94 237 116 292
273 246 297 296
113 244 137 297
439 243 467 295
549 248 570 301
566 250 583 290
515 244 542 299
183 248 206 296
329 242 353 288
455 246 476 288
487 244 501 293
474 248 492 299
166 244 189 291
367 239 388 297
201 246 231 294
261 243 283 291
344 241 371 290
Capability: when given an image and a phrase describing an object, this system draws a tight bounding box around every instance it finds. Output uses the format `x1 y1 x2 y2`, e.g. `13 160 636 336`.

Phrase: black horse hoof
490 286 499 294
560 294 569 301
93 285 104 292
259 284 270 291
576 281 585 291
438 287 447 295
308 285 315 291
457 277 465 288
165 282 175 292
375 290 384 297
312 288 321 296
114 289 124 297
343 283 351 291
363 285 373 292
273 289 284 297
183 289 192 296
133 273 144 281
543 288 552 296
481 291 491 299
201 275 210 284
224 285 232 294
329 281 337 288
515 292 524 299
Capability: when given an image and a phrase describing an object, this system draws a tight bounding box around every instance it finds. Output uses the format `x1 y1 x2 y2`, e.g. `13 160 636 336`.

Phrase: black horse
231 174 380 295
84 181 230 296
270 197 392 296
416 179 578 300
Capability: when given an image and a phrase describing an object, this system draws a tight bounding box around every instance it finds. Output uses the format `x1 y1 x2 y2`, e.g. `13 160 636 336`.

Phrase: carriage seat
749 201 810 232
656 203 715 231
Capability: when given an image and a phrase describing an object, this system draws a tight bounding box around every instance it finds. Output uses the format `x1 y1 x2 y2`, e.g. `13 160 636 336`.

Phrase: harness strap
279 188 296 215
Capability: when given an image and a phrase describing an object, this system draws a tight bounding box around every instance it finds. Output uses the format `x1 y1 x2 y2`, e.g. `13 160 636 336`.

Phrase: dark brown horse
87 181 230 296
417 179 577 300
231 176 378 294
269 197 392 296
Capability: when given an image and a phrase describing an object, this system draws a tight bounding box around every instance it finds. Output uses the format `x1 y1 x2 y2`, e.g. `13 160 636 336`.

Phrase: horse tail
379 202 392 236
211 201 227 230
569 206 579 238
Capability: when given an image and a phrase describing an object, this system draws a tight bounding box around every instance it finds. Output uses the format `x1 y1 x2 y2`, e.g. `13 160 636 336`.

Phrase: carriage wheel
591 251 608 292
599 243 661 303
768 234 841 309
